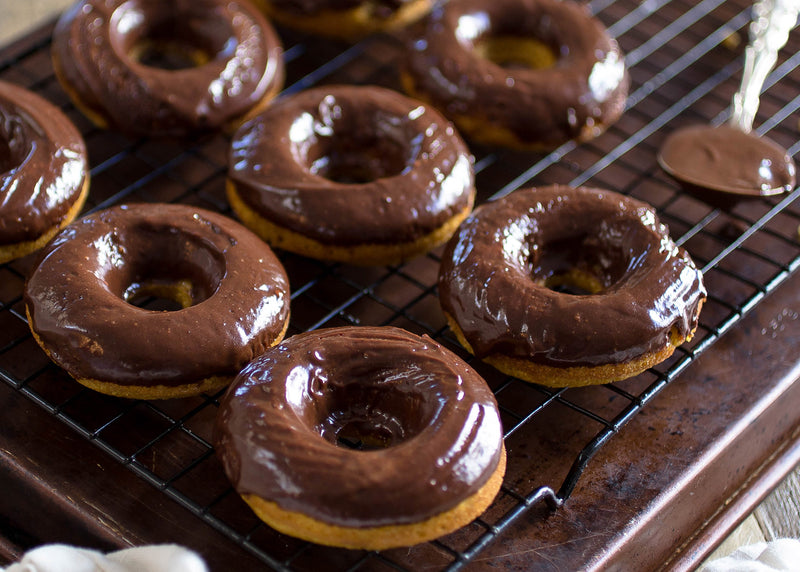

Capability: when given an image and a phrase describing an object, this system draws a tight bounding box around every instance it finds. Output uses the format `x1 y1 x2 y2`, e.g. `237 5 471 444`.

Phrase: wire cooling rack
1 0 800 569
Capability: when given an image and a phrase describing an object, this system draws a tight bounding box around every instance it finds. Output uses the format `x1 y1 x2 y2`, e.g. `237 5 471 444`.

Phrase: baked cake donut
228 85 475 265
52 0 285 137
253 0 435 41
0 81 89 264
215 326 505 549
402 0 629 149
438 186 706 387
24 203 290 399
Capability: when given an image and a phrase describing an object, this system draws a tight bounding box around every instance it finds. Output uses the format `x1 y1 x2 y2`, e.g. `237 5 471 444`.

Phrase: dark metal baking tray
1 0 799 569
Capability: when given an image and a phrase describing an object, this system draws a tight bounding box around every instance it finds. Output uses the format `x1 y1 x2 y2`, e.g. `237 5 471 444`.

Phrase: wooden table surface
1 1 798 569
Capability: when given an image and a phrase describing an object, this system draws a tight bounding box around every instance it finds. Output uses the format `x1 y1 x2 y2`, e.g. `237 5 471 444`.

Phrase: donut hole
474 36 557 70
455 12 558 70
98 227 226 311
309 137 409 183
312 383 434 451
531 234 632 295
132 38 212 70
291 107 413 184
543 270 603 296
113 1 233 70
332 416 403 451
124 280 195 311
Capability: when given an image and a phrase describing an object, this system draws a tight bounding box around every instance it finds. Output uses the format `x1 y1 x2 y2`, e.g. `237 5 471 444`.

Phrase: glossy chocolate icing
438 186 706 367
229 85 474 245
51 0 284 137
267 0 407 16
658 124 796 205
404 0 629 148
214 326 503 527
24 203 290 387
0 81 87 244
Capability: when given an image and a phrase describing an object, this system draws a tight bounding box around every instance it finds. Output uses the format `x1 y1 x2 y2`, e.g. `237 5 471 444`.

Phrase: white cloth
2 544 207 572
701 539 800 572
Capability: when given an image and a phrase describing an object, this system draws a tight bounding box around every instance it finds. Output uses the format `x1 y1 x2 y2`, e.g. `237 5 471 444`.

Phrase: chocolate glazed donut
438 186 706 387
52 0 284 137
24 203 291 399
403 0 629 149
228 85 475 265
253 0 435 40
0 81 89 264
215 326 506 549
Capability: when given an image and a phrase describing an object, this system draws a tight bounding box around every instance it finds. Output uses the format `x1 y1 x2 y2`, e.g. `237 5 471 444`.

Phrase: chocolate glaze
267 0 408 16
658 124 796 207
52 0 284 137
214 326 503 527
404 0 629 148
229 85 475 245
0 81 88 244
438 186 706 367
24 203 290 387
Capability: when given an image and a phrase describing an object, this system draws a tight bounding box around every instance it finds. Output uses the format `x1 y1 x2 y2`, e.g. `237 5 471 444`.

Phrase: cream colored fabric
701 539 800 572
3 544 207 572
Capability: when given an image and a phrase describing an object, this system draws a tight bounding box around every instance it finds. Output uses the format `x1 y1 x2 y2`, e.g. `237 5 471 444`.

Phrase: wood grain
756 469 800 540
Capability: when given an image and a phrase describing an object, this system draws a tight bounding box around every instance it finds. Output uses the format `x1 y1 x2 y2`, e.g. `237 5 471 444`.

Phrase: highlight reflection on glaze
215 326 504 527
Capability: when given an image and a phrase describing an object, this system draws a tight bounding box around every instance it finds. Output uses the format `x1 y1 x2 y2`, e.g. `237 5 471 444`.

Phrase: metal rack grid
1 0 799 569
